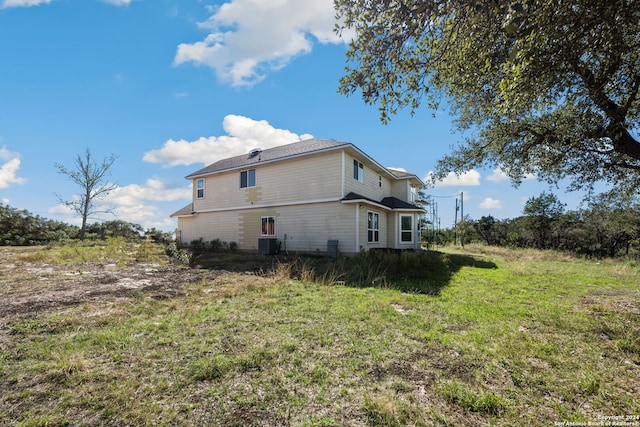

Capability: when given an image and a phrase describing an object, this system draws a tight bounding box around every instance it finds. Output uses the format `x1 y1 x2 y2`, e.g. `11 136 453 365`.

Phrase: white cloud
106 179 191 206
2 198 9 204
1 0 133 7
486 168 509 183
143 114 313 167
0 147 27 189
0 0 133 9
174 0 347 87
0 0 51 8
480 197 502 209
426 170 481 187
101 0 134 4
102 179 191 227
487 167 536 183
49 179 191 230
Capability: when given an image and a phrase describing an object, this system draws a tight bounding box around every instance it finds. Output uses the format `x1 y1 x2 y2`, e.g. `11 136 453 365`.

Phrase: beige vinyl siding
386 212 398 249
256 151 343 204
177 211 240 246
386 212 421 250
178 201 359 254
193 151 343 212
389 179 411 201
343 154 392 201
361 208 387 251
270 202 356 253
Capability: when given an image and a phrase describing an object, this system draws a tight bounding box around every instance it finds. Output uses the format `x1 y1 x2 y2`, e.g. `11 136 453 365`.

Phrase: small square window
261 216 275 236
196 178 205 199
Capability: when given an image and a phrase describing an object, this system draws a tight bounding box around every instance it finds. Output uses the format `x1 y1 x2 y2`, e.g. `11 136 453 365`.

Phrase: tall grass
3 245 637 426
273 250 495 294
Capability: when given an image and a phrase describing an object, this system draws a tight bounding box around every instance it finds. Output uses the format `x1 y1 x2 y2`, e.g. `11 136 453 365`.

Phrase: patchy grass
0 244 638 426
15 238 167 265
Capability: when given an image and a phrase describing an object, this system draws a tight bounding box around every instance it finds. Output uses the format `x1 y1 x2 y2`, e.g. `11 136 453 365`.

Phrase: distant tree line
0 204 172 245
428 192 640 258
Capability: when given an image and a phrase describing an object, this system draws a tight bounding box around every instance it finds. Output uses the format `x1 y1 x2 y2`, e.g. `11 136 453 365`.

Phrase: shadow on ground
193 250 497 296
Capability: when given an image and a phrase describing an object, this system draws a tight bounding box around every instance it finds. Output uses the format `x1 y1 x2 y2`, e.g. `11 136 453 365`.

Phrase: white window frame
196 178 205 199
400 214 413 243
367 211 380 243
353 159 364 183
261 216 275 236
240 169 256 188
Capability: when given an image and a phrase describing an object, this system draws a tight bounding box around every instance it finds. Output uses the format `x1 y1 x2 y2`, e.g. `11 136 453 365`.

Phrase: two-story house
171 138 425 255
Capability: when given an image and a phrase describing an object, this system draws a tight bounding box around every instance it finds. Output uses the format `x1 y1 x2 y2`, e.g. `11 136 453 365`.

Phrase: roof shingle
186 138 351 179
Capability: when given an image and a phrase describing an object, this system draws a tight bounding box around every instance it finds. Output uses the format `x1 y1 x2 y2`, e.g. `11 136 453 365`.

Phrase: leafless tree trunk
55 149 117 240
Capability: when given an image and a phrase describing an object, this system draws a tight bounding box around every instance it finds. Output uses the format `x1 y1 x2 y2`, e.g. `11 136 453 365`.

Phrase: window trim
400 214 413 243
261 216 276 236
196 178 205 199
353 159 364 183
240 169 256 188
367 211 380 243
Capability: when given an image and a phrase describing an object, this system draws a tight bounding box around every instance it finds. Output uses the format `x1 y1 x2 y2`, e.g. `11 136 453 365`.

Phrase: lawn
0 243 638 426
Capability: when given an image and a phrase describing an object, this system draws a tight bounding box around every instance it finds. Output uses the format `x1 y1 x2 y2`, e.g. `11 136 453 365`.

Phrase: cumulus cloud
425 170 481 187
105 179 191 206
480 197 502 209
143 114 313 167
174 0 347 87
0 146 26 189
0 0 51 7
101 0 134 4
104 179 190 226
1 0 133 7
486 168 509 183
487 167 536 183
49 179 191 230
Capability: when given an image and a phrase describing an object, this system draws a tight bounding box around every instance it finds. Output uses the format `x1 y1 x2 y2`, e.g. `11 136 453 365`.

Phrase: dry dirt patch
0 247 214 321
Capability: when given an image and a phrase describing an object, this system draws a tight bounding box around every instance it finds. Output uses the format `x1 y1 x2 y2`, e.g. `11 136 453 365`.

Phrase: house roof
341 192 424 212
185 138 353 179
386 168 422 183
170 203 195 218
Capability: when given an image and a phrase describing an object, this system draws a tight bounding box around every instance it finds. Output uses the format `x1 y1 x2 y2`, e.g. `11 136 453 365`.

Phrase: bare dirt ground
0 246 213 321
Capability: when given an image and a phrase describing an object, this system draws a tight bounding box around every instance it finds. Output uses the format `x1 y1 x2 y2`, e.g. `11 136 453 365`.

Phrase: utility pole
460 191 465 249
454 198 459 245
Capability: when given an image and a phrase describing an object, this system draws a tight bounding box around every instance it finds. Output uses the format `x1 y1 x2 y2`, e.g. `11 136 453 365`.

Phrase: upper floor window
196 178 205 199
378 175 382 187
353 160 364 183
400 215 413 242
410 186 417 203
240 169 256 188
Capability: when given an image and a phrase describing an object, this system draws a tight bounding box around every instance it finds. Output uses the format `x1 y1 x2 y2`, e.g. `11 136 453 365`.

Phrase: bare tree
55 149 117 240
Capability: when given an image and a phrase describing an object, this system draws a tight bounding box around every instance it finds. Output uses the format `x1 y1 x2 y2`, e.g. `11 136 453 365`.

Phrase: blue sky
0 0 587 232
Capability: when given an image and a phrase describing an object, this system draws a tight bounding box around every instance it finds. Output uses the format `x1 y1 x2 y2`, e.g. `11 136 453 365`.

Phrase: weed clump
273 250 473 294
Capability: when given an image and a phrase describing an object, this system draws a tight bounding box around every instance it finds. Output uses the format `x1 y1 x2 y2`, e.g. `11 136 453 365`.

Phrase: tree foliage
523 191 566 249
0 204 78 245
459 192 640 258
55 149 117 240
335 0 640 193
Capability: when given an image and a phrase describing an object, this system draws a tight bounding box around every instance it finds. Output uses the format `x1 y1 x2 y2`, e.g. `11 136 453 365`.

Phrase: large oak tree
335 0 640 193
